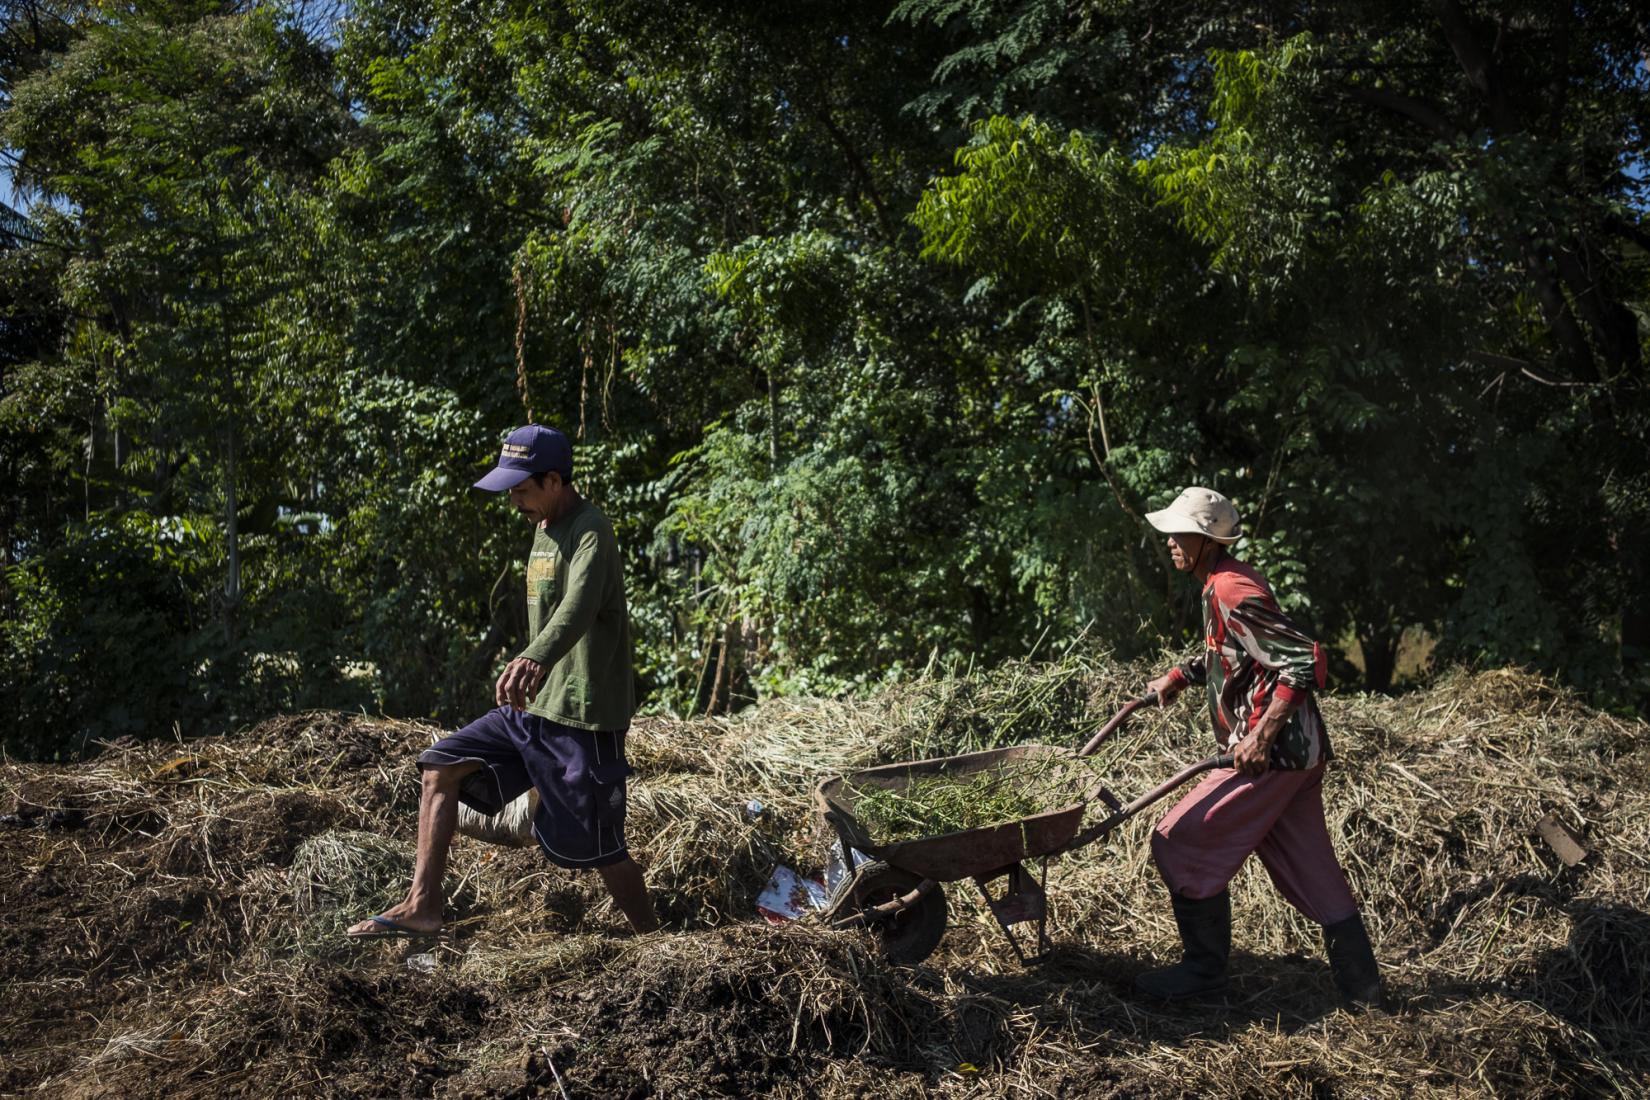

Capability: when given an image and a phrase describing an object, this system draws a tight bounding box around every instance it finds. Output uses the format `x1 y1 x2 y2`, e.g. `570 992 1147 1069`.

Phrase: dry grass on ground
2 658 1646 1098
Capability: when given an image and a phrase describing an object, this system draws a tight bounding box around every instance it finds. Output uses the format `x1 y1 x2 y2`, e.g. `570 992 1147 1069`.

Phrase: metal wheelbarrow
812 691 1233 966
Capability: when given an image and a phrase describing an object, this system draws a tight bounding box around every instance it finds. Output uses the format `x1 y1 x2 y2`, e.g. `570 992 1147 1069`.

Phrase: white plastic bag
456 788 538 847
429 734 538 847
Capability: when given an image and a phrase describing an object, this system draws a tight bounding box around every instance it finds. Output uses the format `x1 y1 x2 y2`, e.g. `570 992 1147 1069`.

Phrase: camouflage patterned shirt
1172 556 1331 770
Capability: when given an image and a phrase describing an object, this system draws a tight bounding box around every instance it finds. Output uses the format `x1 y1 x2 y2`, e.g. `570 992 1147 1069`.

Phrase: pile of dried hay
2 657 1646 1097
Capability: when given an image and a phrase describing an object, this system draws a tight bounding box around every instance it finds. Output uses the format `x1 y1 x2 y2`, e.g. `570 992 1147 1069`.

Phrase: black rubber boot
1133 890 1231 1000
1323 912 1382 1009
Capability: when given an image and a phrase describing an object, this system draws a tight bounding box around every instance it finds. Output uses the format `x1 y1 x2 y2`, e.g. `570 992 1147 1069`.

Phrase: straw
1 658 1645 1097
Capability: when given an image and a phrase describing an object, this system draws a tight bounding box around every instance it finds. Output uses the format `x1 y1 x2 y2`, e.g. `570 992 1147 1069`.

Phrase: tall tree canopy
2 0 1646 758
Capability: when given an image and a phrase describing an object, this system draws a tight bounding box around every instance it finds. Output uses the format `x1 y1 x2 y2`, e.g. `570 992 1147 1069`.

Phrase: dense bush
2 0 1645 757
1 515 219 758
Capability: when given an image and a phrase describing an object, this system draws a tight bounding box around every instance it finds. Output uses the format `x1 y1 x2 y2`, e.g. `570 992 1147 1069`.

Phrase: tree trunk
465 564 526 685
1358 624 1399 693
223 425 240 645
768 370 780 464
1620 520 1650 680
705 618 741 715
969 584 993 650
1551 233 1644 376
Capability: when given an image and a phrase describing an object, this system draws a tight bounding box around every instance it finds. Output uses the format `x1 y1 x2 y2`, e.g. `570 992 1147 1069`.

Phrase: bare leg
597 856 659 933
346 762 479 936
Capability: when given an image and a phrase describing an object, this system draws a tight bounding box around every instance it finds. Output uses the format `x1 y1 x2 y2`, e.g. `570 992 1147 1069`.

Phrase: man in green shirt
347 425 658 938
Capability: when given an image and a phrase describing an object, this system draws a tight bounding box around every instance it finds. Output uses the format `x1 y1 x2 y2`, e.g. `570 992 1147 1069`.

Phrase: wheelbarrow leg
823 811 858 878
974 857 1052 965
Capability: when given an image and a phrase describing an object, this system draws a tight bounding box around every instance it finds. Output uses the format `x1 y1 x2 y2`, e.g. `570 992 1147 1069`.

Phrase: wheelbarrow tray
813 744 1086 882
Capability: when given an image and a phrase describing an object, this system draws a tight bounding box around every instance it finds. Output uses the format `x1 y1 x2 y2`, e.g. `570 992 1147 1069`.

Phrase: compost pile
3 658 1648 1098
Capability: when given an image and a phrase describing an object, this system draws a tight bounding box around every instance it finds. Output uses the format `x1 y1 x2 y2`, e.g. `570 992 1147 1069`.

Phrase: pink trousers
1150 764 1359 926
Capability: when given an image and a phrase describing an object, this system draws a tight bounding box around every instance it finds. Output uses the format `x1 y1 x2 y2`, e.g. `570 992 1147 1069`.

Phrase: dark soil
3 671 1648 1099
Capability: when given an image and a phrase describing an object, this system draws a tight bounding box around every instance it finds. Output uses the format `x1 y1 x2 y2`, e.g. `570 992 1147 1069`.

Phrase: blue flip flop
344 914 444 939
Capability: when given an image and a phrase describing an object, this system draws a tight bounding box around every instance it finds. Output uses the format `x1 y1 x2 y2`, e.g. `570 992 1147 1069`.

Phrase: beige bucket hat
1145 486 1243 544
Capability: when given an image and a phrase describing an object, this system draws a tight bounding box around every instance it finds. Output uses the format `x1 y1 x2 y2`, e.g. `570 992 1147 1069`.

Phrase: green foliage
2 0 1647 758
910 16 1648 701
1 513 219 758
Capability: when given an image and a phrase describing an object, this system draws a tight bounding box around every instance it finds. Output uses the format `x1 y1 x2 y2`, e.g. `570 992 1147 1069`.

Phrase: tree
906 2 1649 695
2 0 352 747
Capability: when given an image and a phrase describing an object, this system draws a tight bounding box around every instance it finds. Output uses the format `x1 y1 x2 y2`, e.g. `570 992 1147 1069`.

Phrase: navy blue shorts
420 707 632 869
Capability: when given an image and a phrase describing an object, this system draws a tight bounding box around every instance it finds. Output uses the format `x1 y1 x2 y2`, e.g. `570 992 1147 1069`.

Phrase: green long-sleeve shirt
519 499 635 731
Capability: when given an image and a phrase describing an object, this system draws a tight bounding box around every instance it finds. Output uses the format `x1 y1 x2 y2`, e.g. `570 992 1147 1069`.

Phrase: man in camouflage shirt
1135 487 1380 1008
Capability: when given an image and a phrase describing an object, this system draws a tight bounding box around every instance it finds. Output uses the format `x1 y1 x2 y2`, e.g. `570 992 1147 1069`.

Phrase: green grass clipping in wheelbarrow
844 754 1105 843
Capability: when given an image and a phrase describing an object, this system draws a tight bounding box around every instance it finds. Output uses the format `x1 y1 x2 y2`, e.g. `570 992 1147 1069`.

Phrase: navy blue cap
473 425 573 492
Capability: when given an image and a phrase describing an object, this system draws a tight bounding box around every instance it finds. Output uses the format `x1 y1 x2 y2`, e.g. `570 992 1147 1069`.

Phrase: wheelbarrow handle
1077 690 1160 758
1059 752 1236 855
1121 752 1233 816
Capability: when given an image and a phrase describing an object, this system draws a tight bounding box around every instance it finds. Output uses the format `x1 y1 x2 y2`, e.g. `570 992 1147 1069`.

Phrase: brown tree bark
1358 624 1399 694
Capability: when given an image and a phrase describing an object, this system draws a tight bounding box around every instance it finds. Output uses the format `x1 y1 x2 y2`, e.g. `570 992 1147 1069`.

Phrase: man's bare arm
1233 691 1303 776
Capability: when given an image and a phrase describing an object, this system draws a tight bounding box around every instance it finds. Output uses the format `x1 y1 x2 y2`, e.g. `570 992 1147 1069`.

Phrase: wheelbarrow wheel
836 860 947 966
